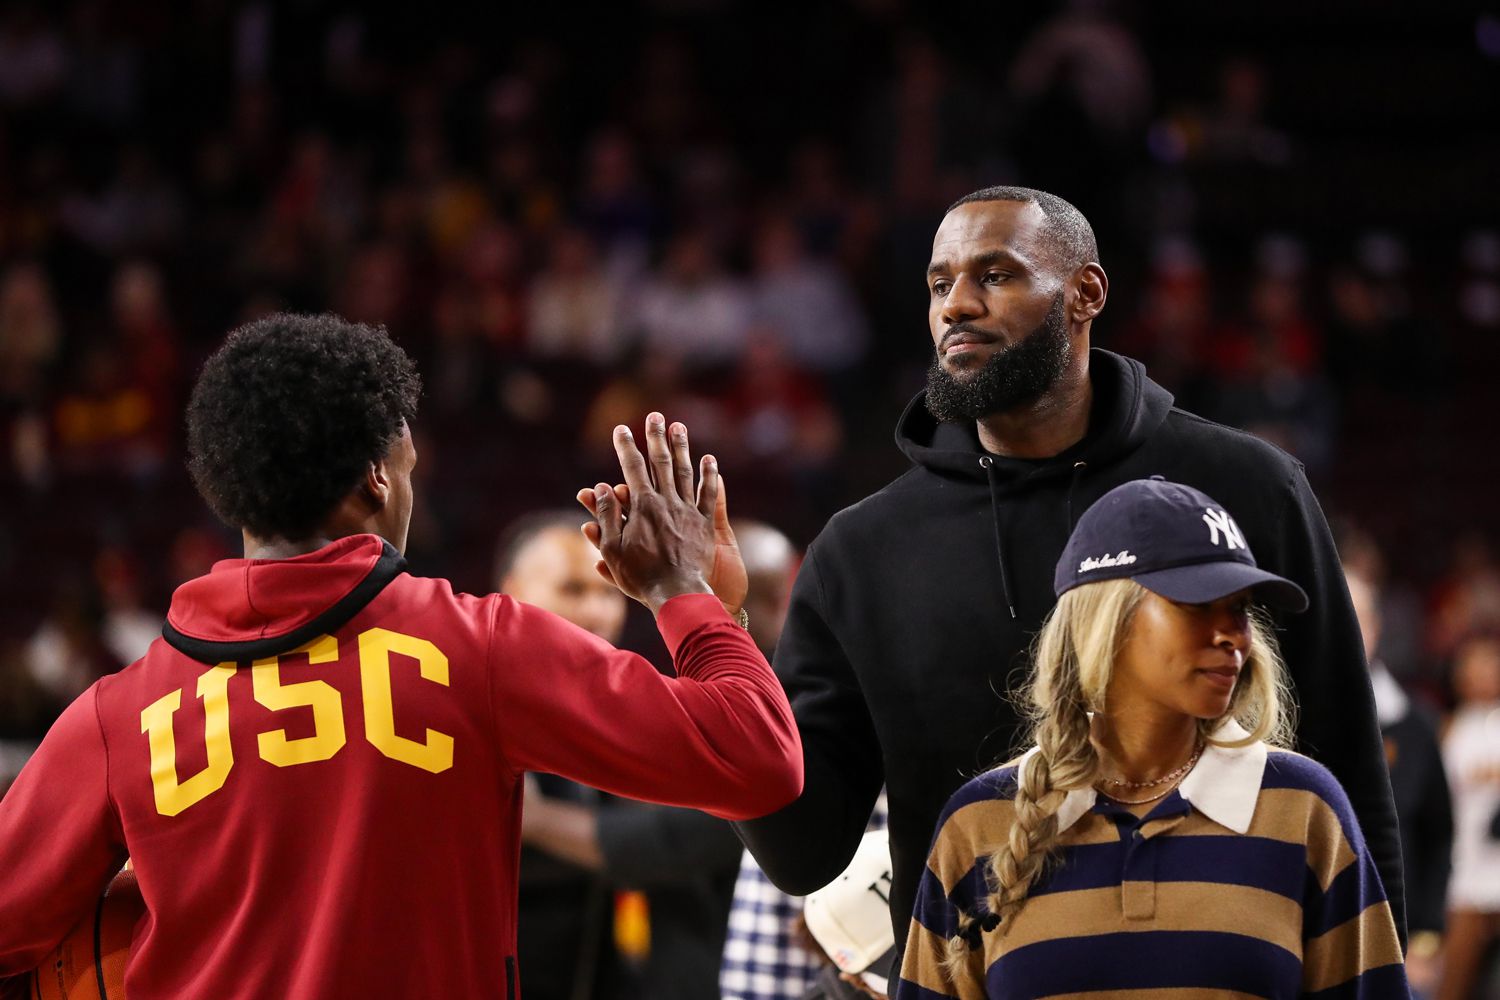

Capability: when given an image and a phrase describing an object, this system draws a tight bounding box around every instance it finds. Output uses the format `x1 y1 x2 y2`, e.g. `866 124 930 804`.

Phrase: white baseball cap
804 829 895 995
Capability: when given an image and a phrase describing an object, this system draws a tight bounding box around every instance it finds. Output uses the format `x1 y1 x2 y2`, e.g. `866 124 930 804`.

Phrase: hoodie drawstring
979 456 1017 620
1065 460 1088 532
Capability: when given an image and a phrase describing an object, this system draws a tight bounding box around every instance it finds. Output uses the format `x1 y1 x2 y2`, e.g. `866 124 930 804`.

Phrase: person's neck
242 532 339 560
974 360 1092 459
1090 707 1200 784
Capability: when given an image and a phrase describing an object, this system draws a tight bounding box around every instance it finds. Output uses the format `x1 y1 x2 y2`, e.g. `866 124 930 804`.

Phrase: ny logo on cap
1202 508 1246 550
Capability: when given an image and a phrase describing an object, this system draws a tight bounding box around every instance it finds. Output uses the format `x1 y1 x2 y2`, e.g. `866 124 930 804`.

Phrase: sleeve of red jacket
0 685 127 974
488 592 802 821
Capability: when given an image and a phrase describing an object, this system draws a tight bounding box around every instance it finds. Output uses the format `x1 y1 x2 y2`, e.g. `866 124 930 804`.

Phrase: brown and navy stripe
897 748 1408 1000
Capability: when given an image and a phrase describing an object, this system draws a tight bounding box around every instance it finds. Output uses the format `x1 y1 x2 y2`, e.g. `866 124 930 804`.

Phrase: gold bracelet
734 607 750 630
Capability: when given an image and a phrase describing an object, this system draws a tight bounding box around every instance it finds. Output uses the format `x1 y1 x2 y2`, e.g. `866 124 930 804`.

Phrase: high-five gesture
587 413 729 615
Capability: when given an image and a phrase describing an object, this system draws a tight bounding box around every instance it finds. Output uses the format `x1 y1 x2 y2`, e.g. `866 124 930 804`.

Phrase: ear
362 457 392 510
1070 263 1108 324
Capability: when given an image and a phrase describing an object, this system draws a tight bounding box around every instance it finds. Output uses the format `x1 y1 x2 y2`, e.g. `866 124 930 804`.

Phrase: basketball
30 869 141 1000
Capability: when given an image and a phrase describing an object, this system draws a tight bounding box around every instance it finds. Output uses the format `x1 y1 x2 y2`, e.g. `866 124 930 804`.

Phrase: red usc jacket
0 534 802 998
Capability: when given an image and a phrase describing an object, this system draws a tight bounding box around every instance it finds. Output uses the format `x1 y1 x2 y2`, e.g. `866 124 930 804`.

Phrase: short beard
924 292 1070 422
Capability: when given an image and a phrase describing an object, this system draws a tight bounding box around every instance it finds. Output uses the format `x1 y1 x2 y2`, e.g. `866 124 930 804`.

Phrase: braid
942 580 1141 971
985 671 1096 926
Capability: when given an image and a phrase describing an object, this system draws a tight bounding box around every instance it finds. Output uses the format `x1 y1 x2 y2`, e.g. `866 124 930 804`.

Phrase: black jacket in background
1376 671 1453 935
736 349 1404 958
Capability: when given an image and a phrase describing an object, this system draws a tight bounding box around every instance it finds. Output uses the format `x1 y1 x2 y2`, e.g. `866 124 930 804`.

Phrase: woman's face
1108 588 1252 722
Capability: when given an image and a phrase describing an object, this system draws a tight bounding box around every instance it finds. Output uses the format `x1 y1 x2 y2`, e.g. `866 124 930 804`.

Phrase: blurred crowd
0 0 1498 996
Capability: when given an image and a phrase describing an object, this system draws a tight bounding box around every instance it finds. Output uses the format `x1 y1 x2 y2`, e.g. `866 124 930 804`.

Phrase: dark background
1 0 1497 746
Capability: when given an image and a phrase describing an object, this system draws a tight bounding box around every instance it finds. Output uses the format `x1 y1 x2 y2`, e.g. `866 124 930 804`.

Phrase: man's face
501 527 627 644
923 200 1073 420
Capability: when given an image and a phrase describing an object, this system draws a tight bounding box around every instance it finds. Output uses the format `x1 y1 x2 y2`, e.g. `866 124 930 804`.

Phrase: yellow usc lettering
141 663 236 817
139 629 455 816
358 628 455 774
253 634 346 767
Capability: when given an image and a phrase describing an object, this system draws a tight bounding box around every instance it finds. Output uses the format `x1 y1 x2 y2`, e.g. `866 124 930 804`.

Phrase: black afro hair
186 312 421 540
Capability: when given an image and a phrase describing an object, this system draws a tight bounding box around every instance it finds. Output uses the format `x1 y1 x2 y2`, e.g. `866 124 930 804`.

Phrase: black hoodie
737 348 1403 960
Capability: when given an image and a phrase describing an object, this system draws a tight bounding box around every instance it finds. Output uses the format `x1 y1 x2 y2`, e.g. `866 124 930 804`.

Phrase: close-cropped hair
493 509 588 587
944 577 1293 970
186 312 421 541
946 184 1099 272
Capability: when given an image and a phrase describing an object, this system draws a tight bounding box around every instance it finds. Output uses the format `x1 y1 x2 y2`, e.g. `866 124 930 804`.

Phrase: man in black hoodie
735 186 1404 964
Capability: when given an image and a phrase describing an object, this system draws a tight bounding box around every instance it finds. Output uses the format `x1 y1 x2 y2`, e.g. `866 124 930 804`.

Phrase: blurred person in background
746 214 869 391
1427 533 1500 670
719 520 821 1000
1438 633 1500 1000
528 226 629 365
1338 522 1425 685
22 576 121 703
500 509 747 1000
633 228 751 369
1347 564 1452 997
498 510 627 1000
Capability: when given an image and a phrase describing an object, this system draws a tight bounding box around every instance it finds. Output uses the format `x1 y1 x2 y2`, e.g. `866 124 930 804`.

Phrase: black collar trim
161 541 407 664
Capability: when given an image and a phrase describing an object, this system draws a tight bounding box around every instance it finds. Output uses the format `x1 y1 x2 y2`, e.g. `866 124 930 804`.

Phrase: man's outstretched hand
578 413 745 616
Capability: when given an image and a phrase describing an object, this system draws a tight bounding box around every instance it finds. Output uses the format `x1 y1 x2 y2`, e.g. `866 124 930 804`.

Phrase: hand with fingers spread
577 420 747 615
587 413 738 615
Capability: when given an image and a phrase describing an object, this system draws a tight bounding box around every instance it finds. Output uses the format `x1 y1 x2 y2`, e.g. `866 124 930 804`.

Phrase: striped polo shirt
897 721 1409 999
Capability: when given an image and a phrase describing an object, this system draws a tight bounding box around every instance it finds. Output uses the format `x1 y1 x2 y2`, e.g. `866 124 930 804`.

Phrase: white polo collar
1024 719 1269 836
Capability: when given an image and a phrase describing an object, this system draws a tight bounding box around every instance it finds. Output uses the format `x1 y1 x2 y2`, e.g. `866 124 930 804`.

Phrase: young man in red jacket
0 313 802 999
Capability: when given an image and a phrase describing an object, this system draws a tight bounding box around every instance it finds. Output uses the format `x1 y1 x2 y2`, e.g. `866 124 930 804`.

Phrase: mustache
937 322 998 354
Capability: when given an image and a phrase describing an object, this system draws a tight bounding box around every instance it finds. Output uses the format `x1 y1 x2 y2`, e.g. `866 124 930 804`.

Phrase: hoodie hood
163 534 407 663
895 348 1173 484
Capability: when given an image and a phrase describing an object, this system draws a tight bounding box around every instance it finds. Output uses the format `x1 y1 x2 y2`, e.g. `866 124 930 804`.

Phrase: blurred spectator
576 128 658 279
1007 3 1152 243
1114 237 1215 394
0 637 61 796
1339 522 1426 683
460 221 529 352
633 228 751 367
500 511 627 1000
92 546 160 666
0 262 59 404
1427 533 1500 669
1325 235 1443 398
50 341 167 480
22 578 121 703
1438 634 1500 1000
581 348 730 459
747 215 870 381
500 510 746 1000
60 145 184 255
63 1 142 128
718 520 821 1000
1193 56 1292 167
528 226 628 364
1348 566 1452 998
0 5 69 109
111 260 181 412
1458 230 1500 331
722 331 842 473
1210 257 1336 470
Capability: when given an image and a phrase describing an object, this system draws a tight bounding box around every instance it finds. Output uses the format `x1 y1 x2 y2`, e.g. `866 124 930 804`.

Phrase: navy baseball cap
1055 478 1309 612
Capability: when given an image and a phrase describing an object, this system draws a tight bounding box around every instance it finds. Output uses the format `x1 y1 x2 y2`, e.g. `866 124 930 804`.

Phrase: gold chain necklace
1099 742 1204 790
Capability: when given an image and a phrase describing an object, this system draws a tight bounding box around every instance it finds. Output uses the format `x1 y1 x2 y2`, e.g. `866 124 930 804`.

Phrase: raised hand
585 413 727 615
576 419 747 615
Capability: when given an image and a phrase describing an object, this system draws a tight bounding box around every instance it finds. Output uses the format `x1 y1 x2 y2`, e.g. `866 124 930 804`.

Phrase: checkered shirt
720 797 887 1000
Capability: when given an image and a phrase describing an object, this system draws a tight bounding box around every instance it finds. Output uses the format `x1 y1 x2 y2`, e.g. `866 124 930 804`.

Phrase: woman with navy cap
896 478 1408 999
